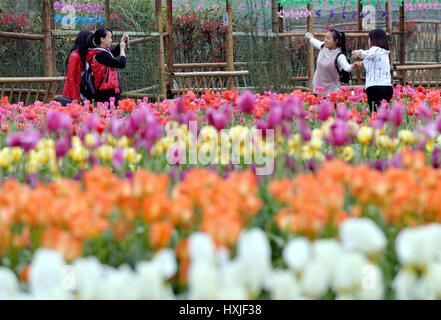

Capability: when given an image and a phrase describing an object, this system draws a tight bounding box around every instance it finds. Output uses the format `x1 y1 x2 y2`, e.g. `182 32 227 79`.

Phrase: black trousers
366 85 393 112
95 89 121 107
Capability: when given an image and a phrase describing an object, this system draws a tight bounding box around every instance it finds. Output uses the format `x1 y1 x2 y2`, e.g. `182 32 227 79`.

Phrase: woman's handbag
56 96 73 106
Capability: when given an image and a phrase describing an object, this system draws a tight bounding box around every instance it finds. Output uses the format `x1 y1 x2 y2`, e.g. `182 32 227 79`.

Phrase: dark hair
66 29 93 68
368 28 390 50
88 27 113 49
328 29 347 56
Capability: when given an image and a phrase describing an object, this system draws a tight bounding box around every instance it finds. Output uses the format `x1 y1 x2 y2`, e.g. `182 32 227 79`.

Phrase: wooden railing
0 77 65 104
165 62 252 94
395 64 441 88
172 71 250 95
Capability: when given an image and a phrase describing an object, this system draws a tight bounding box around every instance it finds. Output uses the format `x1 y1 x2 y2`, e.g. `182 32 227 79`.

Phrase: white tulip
312 239 341 280
300 259 331 299
29 249 72 299
332 252 369 295
357 264 385 300
136 261 175 300
339 218 386 256
72 256 102 300
216 285 248 300
219 259 244 288
283 237 312 274
396 227 437 268
236 228 272 296
98 265 139 300
153 248 178 279
266 269 302 300
189 232 216 265
425 224 441 261
0 267 19 299
393 268 418 300
423 262 441 299
188 261 219 300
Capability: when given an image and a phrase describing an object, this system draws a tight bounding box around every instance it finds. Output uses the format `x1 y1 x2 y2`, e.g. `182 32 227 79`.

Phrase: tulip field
1 86 441 300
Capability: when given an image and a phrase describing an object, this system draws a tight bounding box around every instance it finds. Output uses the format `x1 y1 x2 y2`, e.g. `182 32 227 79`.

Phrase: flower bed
1 85 441 299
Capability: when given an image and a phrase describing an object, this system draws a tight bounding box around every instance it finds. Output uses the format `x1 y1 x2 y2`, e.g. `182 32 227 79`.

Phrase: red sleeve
62 53 82 101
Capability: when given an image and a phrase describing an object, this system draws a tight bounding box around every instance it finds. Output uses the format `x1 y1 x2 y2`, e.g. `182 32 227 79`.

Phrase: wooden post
307 2 314 89
278 4 283 33
356 0 362 85
435 23 439 63
104 0 111 27
43 0 56 101
156 0 166 98
165 0 174 98
399 3 407 84
226 0 234 90
271 0 279 33
385 0 393 82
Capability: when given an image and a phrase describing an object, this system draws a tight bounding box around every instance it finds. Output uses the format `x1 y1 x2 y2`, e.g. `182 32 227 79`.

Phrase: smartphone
305 32 310 38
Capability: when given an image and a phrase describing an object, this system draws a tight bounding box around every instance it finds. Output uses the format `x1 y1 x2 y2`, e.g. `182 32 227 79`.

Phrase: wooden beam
399 3 406 83
0 32 44 40
156 0 166 98
385 0 393 75
104 0 111 27
271 0 278 33
356 0 363 85
165 0 174 98
226 0 234 90
43 0 56 101
0 77 65 83
307 3 314 89
174 71 249 77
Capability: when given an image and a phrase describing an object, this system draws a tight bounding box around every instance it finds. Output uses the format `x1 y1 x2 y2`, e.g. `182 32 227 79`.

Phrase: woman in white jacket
352 29 393 112
306 29 361 95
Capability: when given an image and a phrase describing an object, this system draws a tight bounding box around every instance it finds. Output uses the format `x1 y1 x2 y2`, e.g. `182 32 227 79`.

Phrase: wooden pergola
0 0 440 104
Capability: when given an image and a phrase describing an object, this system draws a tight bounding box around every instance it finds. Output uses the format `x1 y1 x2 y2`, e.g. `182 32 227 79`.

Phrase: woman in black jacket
86 27 129 106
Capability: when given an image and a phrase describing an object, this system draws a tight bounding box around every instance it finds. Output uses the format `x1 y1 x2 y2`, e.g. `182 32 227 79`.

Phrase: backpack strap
334 52 343 72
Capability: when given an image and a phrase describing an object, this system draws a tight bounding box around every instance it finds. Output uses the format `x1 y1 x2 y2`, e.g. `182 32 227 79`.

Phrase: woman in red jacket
59 30 92 105
86 27 128 106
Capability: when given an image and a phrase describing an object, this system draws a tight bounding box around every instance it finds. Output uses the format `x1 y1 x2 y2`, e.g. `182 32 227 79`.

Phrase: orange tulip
149 221 174 251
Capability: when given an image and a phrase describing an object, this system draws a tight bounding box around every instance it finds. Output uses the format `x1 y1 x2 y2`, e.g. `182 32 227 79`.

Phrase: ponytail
339 31 347 56
88 27 113 48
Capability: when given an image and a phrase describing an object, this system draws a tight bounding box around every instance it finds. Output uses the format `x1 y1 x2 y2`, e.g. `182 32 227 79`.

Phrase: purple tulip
307 158 316 172
433 147 441 169
110 118 126 138
282 96 304 121
325 119 350 146
389 101 405 127
55 136 71 158
336 105 350 121
26 173 38 188
281 122 292 137
416 102 432 121
418 121 437 140
268 104 283 128
207 107 231 131
238 91 255 114
46 110 72 134
325 152 334 161
112 147 124 170
316 100 333 121
292 99 307 119
6 128 42 152
296 119 311 142
285 154 296 172
377 107 389 122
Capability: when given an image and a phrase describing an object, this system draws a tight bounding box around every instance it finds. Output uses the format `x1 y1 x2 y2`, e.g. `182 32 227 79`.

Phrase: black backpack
334 52 352 84
80 55 106 101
